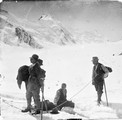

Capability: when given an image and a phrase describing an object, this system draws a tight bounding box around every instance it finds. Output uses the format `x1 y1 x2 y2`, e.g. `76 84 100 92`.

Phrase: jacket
54 88 67 105
27 63 41 90
92 63 108 83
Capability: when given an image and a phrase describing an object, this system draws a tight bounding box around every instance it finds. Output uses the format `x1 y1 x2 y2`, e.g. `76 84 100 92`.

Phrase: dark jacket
28 63 41 90
54 88 67 105
92 63 105 83
29 63 41 79
58 89 67 102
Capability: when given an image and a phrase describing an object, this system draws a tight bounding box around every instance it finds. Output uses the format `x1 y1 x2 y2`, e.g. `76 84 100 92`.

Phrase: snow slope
0 40 122 120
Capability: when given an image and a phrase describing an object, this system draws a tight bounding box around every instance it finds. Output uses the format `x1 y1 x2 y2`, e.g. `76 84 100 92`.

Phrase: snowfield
0 41 122 120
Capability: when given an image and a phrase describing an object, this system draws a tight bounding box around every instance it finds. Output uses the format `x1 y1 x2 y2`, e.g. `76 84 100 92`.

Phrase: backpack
105 66 112 73
102 65 112 78
98 63 112 73
97 63 112 79
40 68 46 79
16 65 29 82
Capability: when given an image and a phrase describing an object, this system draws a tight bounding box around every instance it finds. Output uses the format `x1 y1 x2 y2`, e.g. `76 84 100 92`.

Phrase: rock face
0 9 76 49
15 27 42 49
0 16 42 48
0 9 43 48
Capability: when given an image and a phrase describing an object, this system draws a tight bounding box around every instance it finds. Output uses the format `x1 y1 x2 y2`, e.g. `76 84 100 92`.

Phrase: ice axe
104 80 109 106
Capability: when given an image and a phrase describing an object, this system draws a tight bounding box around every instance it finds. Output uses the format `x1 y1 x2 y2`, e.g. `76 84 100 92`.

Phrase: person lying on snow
54 83 75 110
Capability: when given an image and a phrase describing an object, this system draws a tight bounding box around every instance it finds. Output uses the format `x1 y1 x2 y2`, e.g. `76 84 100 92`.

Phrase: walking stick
103 80 109 106
41 86 44 120
40 83 48 120
42 95 48 113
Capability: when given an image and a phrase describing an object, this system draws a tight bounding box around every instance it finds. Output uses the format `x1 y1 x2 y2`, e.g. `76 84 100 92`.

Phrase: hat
92 56 99 61
30 54 39 61
38 59 43 64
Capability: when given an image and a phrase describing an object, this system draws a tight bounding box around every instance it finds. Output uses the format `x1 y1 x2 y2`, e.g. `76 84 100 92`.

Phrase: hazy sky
1 0 122 41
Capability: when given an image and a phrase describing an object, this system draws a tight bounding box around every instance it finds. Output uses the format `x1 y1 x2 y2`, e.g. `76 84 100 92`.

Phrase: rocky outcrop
0 9 42 49
15 27 42 49
0 9 75 48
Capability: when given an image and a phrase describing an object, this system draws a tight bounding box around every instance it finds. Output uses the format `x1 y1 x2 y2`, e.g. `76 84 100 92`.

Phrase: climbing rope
70 80 91 100
2 80 91 112
2 99 22 110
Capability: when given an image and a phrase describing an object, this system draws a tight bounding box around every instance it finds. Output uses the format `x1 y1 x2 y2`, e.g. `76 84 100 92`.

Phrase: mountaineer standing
92 57 109 105
21 54 42 114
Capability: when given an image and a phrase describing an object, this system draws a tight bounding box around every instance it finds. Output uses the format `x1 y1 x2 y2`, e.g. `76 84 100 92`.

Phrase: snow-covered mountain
0 7 115 50
74 31 109 44
0 9 76 49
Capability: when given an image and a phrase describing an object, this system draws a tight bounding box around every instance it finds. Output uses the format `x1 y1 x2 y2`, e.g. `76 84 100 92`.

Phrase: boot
21 107 31 113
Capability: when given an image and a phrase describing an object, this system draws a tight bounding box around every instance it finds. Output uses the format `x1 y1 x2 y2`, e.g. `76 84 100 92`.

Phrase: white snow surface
0 41 122 120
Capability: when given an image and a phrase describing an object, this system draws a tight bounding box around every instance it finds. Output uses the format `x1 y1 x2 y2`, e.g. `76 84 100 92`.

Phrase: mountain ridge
0 9 76 49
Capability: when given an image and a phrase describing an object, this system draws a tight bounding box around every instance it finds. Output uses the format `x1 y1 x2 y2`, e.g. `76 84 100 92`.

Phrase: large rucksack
40 68 46 79
105 66 112 73
16 65 29 89
98 63 112 73
17 65 29 82
96 63 112 79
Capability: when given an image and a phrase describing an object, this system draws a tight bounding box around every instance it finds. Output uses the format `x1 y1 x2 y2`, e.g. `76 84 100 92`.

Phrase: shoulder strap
96 63 105 74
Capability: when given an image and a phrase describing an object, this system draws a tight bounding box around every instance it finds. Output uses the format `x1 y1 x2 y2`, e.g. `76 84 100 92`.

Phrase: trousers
26 77 41 110
94 81 104 102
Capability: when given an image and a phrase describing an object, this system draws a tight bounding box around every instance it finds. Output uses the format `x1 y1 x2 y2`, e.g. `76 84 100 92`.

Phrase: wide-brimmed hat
92 56 99 61
30 54 39 61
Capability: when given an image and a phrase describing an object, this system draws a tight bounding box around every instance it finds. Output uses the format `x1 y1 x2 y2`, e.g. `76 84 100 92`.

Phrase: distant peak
38 14 53 21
